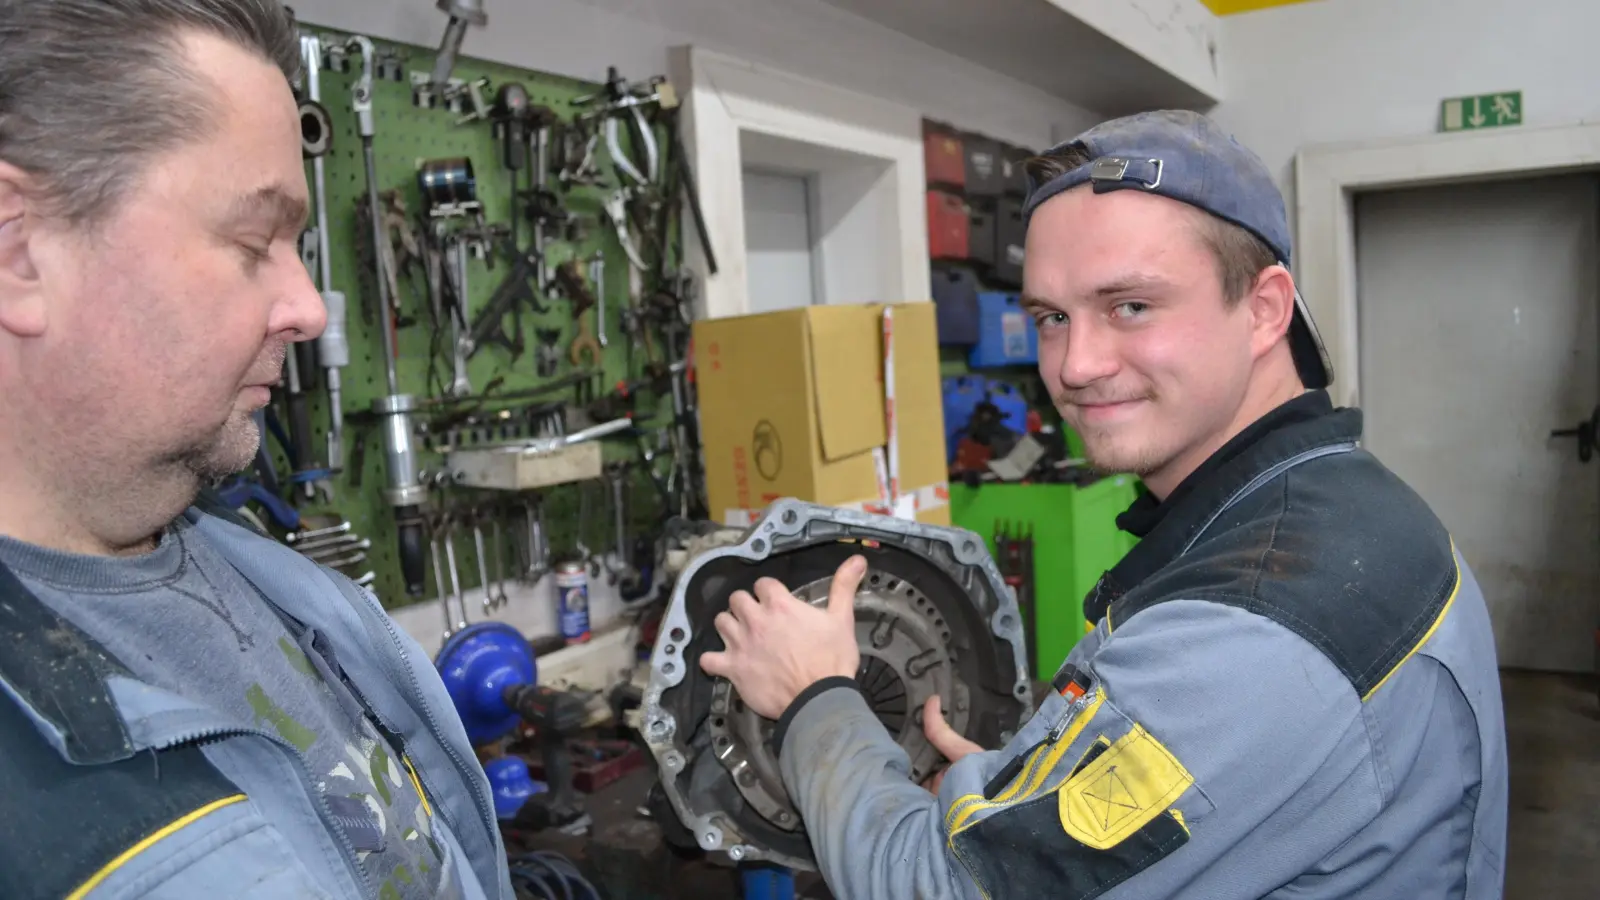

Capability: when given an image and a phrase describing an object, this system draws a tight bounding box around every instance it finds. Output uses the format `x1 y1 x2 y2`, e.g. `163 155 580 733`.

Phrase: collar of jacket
1085 390 1362 624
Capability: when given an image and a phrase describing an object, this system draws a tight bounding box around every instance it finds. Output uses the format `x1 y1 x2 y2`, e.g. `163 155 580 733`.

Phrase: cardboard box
694 302 951 527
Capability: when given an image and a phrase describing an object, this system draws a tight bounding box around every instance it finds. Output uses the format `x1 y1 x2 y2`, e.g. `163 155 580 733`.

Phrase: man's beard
1073 420 1169 480
162 407 264 486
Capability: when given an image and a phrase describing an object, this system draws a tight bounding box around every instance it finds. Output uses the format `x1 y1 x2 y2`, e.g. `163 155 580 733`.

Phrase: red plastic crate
927 189 971 261
923 123 966 190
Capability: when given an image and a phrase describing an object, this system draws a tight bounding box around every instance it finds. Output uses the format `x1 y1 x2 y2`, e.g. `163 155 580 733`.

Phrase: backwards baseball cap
1021 110 1333 390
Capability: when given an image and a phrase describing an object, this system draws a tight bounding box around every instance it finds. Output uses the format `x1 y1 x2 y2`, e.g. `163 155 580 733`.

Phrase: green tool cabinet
949 476 1140 678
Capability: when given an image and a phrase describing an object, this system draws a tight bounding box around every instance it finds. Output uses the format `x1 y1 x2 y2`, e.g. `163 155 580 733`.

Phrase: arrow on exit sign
1439 91 1523 132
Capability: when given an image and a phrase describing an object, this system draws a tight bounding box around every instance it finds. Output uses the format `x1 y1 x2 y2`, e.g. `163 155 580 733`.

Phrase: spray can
554 560 591 645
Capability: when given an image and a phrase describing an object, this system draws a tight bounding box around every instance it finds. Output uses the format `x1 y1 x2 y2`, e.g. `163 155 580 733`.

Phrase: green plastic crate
949 477 1139 677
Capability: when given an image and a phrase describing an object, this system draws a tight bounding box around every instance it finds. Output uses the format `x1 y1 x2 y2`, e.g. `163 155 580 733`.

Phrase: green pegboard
266 27 685 608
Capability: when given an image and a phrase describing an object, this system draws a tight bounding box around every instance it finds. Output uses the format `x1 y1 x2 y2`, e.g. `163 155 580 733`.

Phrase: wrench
605 466 639 587
448 237 473 397
487 514 510 611
577 481 600 578
590 254 608 349
443 521 469 635
569 309 602 368
314 549 370 570
287 521 352 543
302 538 373 562
472 515 496 615
523 498 550 582
293 532 368 555
431 527 451 638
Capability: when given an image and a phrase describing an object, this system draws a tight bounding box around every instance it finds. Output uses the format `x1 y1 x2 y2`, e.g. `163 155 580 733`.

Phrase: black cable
508 849 600 900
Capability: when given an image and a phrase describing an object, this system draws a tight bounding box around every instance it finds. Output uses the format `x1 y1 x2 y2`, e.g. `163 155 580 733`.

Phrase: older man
0 3 510 897
702 111 1509 899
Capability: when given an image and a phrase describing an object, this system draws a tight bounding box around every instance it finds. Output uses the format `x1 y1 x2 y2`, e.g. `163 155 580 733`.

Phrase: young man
700 111 1509 898
0 3 510 897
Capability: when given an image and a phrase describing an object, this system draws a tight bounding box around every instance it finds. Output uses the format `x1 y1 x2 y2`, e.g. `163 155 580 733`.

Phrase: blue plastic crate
942 375 1029 461
968 292 1037 367
986 380 1029 433
942 376 986 461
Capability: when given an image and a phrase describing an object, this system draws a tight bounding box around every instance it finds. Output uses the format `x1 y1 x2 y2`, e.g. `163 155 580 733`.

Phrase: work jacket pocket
949 697 1218 900
83 797 337 900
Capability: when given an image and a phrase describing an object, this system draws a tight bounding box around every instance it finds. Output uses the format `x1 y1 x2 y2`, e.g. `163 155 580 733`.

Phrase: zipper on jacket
159 724 372 897
1048 679 1099 743
349 585 500 875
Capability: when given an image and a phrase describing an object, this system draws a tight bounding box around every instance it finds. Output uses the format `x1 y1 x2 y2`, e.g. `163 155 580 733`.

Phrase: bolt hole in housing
642 500 1029 870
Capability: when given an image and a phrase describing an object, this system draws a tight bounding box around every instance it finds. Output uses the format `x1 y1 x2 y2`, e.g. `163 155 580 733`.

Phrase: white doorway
742 169 819 313
670 45 931 320
1355 174 1600 672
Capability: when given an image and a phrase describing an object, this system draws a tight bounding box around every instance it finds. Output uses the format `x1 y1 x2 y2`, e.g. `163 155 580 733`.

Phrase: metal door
1356 174 1600 673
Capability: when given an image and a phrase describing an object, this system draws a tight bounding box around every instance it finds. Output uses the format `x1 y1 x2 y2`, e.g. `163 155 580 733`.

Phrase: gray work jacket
778 392 1509 899
0 505 515 900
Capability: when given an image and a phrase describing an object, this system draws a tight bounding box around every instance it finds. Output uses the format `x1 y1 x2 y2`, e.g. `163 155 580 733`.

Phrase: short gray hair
0 0 301 228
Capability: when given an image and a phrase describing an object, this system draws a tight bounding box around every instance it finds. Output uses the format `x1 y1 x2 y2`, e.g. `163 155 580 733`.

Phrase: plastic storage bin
923 122 965 190
993 196 1026 287
962 133 1005 197
966 199 997 268
927 189 970 261
931 267 981 345
941 375 1028 461
969 292 1037 368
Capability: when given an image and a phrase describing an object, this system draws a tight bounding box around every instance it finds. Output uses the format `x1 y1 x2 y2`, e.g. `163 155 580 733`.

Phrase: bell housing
639 499 1032 870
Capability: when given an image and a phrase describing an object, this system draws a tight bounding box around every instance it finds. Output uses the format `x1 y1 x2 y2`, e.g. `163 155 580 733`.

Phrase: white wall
741 169 818 312
670 45 931 317
290 0 1102 152
1210 0 1600 191
739 131 896 309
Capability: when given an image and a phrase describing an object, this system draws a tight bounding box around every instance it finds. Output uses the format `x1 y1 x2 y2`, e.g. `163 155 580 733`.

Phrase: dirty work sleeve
777 599 1376 900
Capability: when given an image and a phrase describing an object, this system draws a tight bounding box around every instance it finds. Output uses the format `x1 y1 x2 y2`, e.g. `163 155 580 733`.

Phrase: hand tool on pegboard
281 32 340 504
429 0 487 91
350 33 431 598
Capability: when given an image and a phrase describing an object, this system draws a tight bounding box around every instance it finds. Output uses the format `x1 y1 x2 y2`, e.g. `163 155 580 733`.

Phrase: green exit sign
1439 91 1523 132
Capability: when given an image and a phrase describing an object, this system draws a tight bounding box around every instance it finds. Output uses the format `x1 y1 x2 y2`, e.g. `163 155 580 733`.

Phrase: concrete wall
1210 0 1600 188
290 0 1102 152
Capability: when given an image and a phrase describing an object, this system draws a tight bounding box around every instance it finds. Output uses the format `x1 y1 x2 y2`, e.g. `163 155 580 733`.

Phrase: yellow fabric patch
945 687 1107 837
1058 725 1193 850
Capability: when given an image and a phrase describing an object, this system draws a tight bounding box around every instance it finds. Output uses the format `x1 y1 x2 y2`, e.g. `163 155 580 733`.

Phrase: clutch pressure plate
640 499 1032 870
